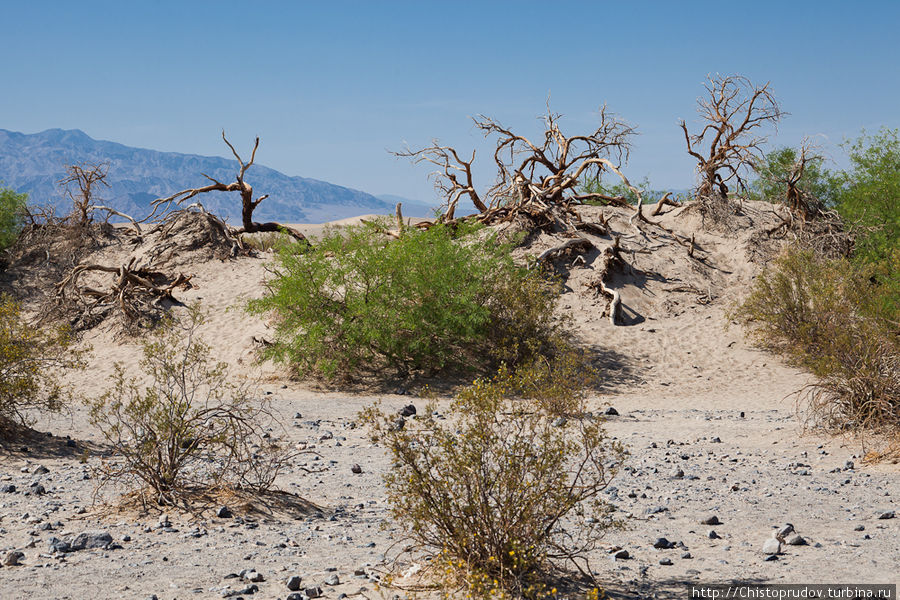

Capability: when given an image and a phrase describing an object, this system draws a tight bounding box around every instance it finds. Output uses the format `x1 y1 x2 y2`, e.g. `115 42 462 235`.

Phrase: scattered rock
613 549 630 560
603 406 619 416
245 571 264 583
2 551 24 566
216 506 233 519
701 515 721 525
659 558 673 566
325 573 340 586
785 533 807 546
306 586 323 598
775 524 795 541
653 537 675 549
33 465 49 475
350 464 363 474
877 511 895 520
764 554 779 561
854 525 866 531
0 484 15 493
399 404 416 417
287 575 302 591
71 531 113 551
708 530 720 540
681 552 693 559
762 538 781 555
671 468 684 479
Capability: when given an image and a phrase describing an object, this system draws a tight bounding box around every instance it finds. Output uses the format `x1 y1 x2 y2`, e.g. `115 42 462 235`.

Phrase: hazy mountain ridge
0 128 394 223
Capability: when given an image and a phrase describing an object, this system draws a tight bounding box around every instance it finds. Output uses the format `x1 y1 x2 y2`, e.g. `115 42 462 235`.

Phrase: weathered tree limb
536 237 595 263
587 237 623 325
649 192 683 217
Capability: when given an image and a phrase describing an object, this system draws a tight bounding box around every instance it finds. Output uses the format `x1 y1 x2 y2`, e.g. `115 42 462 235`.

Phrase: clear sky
2 1 898 204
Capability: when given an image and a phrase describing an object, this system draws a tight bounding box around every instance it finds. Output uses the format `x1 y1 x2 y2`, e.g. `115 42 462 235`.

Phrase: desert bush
0 185 27 253
87 306 289 504
361 365 625 599
734 248 900 433
248 219 562 380
750 146 837 207
240 230 293 252
0 294 84 432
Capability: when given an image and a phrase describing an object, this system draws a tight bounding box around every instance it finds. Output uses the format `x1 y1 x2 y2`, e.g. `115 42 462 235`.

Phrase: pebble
785 533 807 546
287 575 302 591
681 552 693 559
613 549 629 560
350 464 363 474
71 531 113 551
877 511 895 520
2 551 24 566
672 468 685 479
659 558 673 566
33 465 50 475
701 515 721 525
0 484 15 493
603 407 619 416
762 538 781 555
216 506 233 519
306 586 323 598
399 404 416 417
653 537 675 549
708 530 720 539
325 574 340 586
775 524 795 540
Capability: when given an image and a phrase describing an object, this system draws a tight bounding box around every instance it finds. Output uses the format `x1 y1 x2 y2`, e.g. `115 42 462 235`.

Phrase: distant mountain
0 128 393 224
374 194 439 218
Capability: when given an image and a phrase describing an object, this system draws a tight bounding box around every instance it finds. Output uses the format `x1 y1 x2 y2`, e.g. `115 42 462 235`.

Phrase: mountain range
0 128 433 224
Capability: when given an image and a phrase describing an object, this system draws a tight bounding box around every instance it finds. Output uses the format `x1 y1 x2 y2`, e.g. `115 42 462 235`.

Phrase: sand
0 202 897 599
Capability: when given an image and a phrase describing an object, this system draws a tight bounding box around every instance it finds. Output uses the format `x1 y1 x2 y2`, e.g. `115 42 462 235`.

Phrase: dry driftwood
149 132 308 243
587 237 623 326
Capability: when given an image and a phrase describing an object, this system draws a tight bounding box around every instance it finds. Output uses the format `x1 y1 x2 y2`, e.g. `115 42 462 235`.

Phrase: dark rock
65 439 77 448
287 595 304 600
652 537 675 549
217 506 233 519
708 530 720 539
613 549 630 560
645 505 669 515
785 533 807 546
287 575 302 591
33 465 50 475
701 515 721 525
350 464 363 474
0 484 15 493
681 552 692 559
3 551 24 566
603 407 619 416
399 404 417 417
325 573 340 586
764 554 779 561
854 525 865 531
392 417 406 431
877 511 895 520
659 558 673 566
71 531 113 551
306 587 323 598
48 537 71 553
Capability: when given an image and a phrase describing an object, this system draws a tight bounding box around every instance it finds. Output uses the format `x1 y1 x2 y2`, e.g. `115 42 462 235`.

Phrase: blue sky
2 1 898 205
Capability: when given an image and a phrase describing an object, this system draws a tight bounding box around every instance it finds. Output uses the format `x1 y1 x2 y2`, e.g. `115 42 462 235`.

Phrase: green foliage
0 185 27 252
87 306 288 504
361 363 625 599
248 220 562 379
734 249 899 433
0 294 84 432
832 128 900 292
750 146 837 206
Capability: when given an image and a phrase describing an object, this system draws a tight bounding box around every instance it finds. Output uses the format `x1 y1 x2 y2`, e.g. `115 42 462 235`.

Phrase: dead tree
680 74 783 200
59 163 110 227
396 104 638 225
151 132 307 242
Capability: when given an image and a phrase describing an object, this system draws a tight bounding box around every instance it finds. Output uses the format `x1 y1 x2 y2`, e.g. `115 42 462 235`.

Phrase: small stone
877 511 895 520
659 558 673 566
785 533 807 546
122 535 131 542
287 595 304 600
399 404 416 417
764 554 779 561
294 412 302 419
653 537 674 549
775 524 794 540
350 464 363 474
854 525 865 531
287 575 302 591
246 571 264 582
701 515 721 525
325 573 340 586
48 537 71 553
762 538 781 555
844 460 855 470
3 551 24 566
681 552 692 559
671 468 684 479
33 465 50 475
306 587 323 598
710 436 722 443
0 484 15 493
708 530 720 539
613 549 630 560
603 406 619 416
30 484 46 495
216 506 233 519
71 531 113 551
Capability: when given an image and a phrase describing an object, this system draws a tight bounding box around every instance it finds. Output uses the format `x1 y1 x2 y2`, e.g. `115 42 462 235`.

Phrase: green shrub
734 248 900 433
361 364 625 598
87 306 289 505
750 146 837 207
0 294 84 432
0 186 27 252
248 220 562 380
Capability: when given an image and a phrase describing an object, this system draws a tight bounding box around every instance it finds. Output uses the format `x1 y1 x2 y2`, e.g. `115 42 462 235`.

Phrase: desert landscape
0 195 897 599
